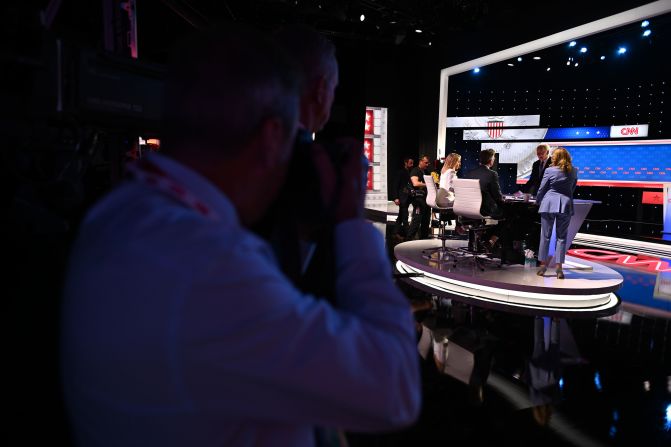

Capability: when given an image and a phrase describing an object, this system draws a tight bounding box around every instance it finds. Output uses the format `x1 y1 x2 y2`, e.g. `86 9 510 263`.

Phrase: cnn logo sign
610 124 649 138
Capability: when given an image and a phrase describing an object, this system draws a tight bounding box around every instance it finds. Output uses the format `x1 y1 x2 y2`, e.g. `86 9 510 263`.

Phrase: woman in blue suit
536 147 578 279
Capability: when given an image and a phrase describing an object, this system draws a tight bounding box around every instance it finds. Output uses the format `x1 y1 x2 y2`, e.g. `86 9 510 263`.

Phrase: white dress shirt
61 153 421 446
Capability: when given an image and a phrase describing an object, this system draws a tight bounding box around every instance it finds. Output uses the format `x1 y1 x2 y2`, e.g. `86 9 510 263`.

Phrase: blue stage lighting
473 67 480 73
618 47 627 55
594 372 603 391
580 47 587 53
641 20 650 27
643 29 652 37
665 403 671 431
569 41 576 47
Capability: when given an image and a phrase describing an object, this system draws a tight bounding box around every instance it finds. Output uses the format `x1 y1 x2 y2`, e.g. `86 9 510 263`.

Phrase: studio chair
423 175 460 262
452 179 502 270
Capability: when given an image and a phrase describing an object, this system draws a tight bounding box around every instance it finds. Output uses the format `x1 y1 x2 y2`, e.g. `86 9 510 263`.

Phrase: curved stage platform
395 239 622 317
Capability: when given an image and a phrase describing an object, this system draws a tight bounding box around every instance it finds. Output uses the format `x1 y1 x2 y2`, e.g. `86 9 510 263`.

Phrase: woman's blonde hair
551 147 573 174
441 152 462 174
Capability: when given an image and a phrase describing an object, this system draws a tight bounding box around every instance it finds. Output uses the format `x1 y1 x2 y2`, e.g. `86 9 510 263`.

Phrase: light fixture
428 41 432 46
566 60 571 66
473 67 480 73
517 56 522 62
580 47 587 53
533 56 541 60
569 41 577 47
546 67 551 71
641 20 650 27
360 14 365 22
600 55 606 60
507 63 514 67
643 29 652 37
575 62 579 67
415 29 422 33
618 47 627 54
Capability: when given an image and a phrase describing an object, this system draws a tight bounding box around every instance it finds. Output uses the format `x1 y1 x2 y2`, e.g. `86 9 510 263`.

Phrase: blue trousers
539 212 571 264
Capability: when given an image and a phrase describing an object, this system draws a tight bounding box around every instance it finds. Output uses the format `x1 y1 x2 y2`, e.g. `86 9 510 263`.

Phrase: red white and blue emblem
487 118 504 139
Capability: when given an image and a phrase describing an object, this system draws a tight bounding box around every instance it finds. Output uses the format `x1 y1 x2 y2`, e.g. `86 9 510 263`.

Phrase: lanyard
126 158 219 221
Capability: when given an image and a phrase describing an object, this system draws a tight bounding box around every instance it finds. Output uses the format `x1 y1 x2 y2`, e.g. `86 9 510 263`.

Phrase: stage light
473 67 480 73
507 63 514 67
360 14 365 21
569 41 576 47
428 41 432 46
641 20 650 27
665 404 671 431
594 372 603 391
517 56 522 61
600 55 606 60
415 29 422 33
558 377 564 390
574 62 579 67
533 56 541 60
618 47 627 54
546 67 551 71
566 60 571 65
580 47 587 53
643 29 652 37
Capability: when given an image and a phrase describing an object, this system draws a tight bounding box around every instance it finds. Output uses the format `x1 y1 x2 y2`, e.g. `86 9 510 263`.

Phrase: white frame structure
436 0 671 158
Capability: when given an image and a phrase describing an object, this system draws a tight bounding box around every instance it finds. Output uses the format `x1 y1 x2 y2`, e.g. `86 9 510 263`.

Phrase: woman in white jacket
436 152 461 207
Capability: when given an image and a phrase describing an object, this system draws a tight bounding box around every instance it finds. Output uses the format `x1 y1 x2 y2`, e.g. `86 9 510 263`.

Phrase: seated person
464 148 506 253
436 152 460 207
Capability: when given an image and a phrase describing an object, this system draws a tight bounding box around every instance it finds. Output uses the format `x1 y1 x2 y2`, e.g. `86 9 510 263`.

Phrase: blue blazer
536 166 578 215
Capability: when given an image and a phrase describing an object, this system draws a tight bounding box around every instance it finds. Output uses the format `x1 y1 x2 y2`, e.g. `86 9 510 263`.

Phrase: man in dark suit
521 144 551 195
464 148 505 219
392 156 414 239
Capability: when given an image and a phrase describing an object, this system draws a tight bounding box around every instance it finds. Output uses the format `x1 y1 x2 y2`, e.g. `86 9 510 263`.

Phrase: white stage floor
395 239 623 317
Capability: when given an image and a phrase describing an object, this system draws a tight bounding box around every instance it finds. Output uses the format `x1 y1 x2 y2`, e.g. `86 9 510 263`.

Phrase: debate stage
394 239 622 318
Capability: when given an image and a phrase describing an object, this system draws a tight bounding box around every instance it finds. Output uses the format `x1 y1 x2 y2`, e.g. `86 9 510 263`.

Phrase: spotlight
641 20 650 27
360 14 365 22
643 29 652 37
618 47 627 54
580 47 587 53
546 67 551 71
533 56 541 60
507 63 514 67
569 41 577 47
428 41 432 46
415 29 422 33
566 60 570 66
600 55 606 60
473 67 480 73
575 62 579 67
517 56 522 62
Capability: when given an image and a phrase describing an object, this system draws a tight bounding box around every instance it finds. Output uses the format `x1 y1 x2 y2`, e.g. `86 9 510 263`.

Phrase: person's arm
410 175 425 188
490 170 504 204
535 169 551 205
521 160 538 194
182 223 421 431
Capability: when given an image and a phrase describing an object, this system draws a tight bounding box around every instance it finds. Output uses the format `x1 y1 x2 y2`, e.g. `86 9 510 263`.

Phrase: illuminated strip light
544 127 610 139
395 260 618 311
572 233 671 258
446 115 540 128
568 249 671 273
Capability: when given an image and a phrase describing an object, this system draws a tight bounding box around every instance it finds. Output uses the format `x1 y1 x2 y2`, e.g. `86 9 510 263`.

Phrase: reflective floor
351 229 671 447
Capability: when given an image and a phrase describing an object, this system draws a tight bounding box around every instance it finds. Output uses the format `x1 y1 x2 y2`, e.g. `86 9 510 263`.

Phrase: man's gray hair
162 25 303 158
274 24 337 86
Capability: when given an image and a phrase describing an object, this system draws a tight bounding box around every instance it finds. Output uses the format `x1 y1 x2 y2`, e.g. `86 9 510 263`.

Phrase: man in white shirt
61 26 421 446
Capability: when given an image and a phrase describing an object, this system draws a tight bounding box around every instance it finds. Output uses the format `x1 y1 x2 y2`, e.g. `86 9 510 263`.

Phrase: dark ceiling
12 0 656 65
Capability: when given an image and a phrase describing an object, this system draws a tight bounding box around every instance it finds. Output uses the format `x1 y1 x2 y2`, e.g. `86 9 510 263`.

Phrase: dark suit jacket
464 165 505 218
521 158 550 195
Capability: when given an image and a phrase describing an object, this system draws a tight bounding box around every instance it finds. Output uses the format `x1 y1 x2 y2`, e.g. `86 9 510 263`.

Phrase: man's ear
255 117 293 168
315 75 329 106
